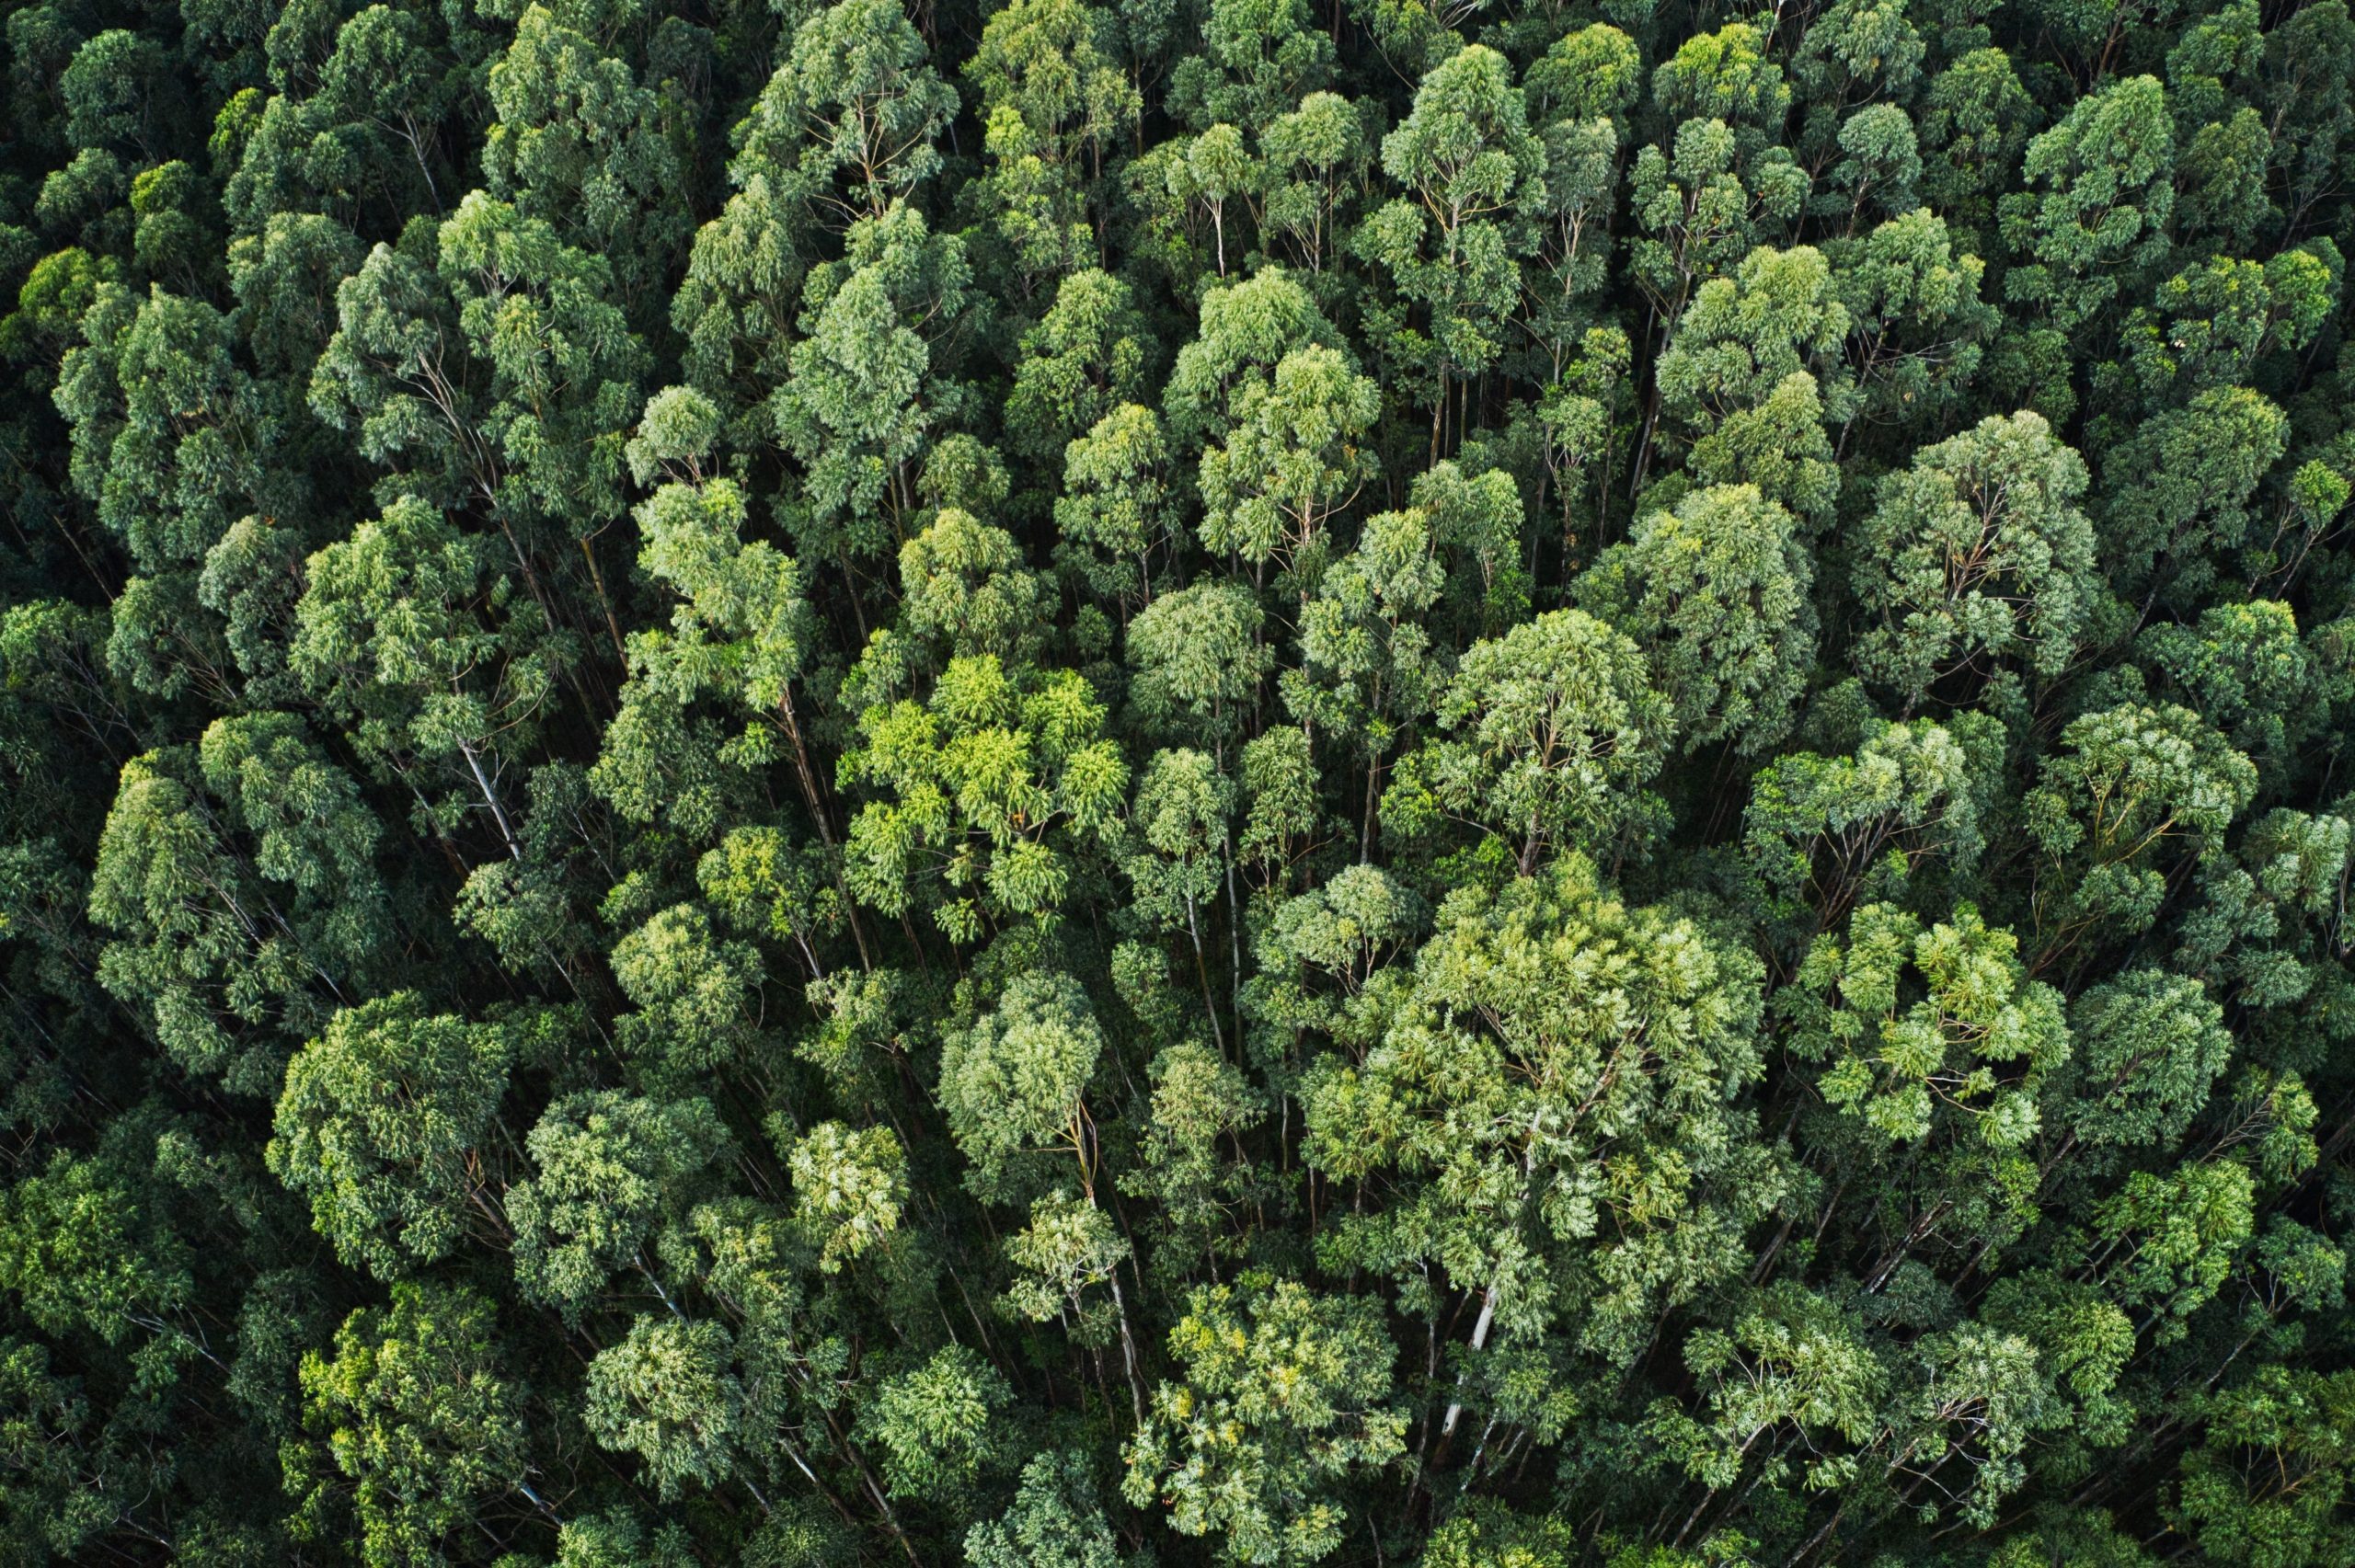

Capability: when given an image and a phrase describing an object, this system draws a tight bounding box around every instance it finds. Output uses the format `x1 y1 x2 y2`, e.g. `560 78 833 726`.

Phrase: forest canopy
5 0 2355 1562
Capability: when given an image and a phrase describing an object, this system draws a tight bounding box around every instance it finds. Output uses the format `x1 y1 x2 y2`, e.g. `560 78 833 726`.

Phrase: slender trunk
1223 834 1243 1046
1437 1111 1545 1451
1786 1500 1848 1568
779 688 873 969
818 1405 923 1568
579 534 628 664
1109 1273 1147 1425
458 738 523 861
1187 892 1227 1056
1436 1284 1499 1450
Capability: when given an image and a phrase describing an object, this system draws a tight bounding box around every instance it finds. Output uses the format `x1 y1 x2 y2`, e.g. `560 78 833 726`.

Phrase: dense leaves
5 0 2355 1562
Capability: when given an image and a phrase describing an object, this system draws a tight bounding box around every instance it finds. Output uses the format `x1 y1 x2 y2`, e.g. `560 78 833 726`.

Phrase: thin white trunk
459 738 523 861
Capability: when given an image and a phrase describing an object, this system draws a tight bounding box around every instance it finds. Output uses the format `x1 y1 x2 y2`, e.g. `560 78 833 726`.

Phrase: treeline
3 0 2355 1561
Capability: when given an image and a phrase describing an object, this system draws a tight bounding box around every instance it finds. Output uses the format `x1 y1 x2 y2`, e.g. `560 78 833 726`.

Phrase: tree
1001 1185 1133 1340
1162 268 1344 451
54 281 280 692
1354 45 1543 449
787 1120 907 1272
1646 1283 1884 1516
1122 749 1236 1045
1304 853 1777 1398
1575 483 1813 755
967 1449 1127 1568
1652 22 1789 138
1056 403 1182 613
2099 386 2288 612
1127 581 1269 749
770 203 976 566
290 1284 530 1568
1168 0 1333 132
1197 344 1380 598
310 193 649 658
1260 93 1375 281
2000 75 2176 338
1786 902 2069 1153
1741 715 1998 938
1521 27 1640 370
292 494 566 860
2139 601 2324 771
858 1345 1013 1503
1384 609 1671 872
625 447 844 857
584 1316 745 1500
1123 1273 1406 1564
1651 244 1851 527
1849 411 2100 710
1834 209 1997 435
610 903 765 1081
667 0 962 417
2108 249 2337 415
1006 269 1150 471
2171 1366 2355 1567
1120 1039 1266 1277
1162 124 1258 282
1794 0 1924 141
0 1130 194 1351
1419 1501 1580 1567
88 714 390 1094
268 993 514 1280
937 969 1105 1202
962 0 1139 309
1628 120 1809 395
1920 50 2036 241
2062 967 2233 1150
896 508 1054 667
2024 703 2257 965
480 4 687 321
738 0 957 232
839 655 1128 942
1285 502 1448 850
507 1090 730 1322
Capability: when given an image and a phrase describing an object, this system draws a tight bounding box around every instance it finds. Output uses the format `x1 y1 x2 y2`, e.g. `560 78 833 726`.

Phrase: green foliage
269 993 512 1280
2172 1366 2355 1566
1850 411 2099 708
842 654 1128 940
584 1315 744 1499
292 1284 527 1568
967 1448 1128 1567
508 1091 730 1322
88 715 389 1093
787 1119 907 1271
1385 609 1670 869
10 0 2355 1562
1576 483 1813 754
1124 1273 1406 1563
939 969 1106 1200
860 1343 1014 1502
1787 903 2069 1148
1304 853 1776 1363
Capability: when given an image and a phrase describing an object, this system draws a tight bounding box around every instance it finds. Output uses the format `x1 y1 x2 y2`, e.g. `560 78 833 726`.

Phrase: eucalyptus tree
13 0 2355 1562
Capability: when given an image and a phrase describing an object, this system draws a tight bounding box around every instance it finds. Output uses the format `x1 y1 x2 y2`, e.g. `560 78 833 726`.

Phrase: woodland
4 0 2355 1561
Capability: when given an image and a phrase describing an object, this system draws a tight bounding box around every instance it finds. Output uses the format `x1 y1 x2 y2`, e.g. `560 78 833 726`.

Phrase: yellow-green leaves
1788 903 2068 1148
1124 1273 1405 1565
843 654 1127 937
